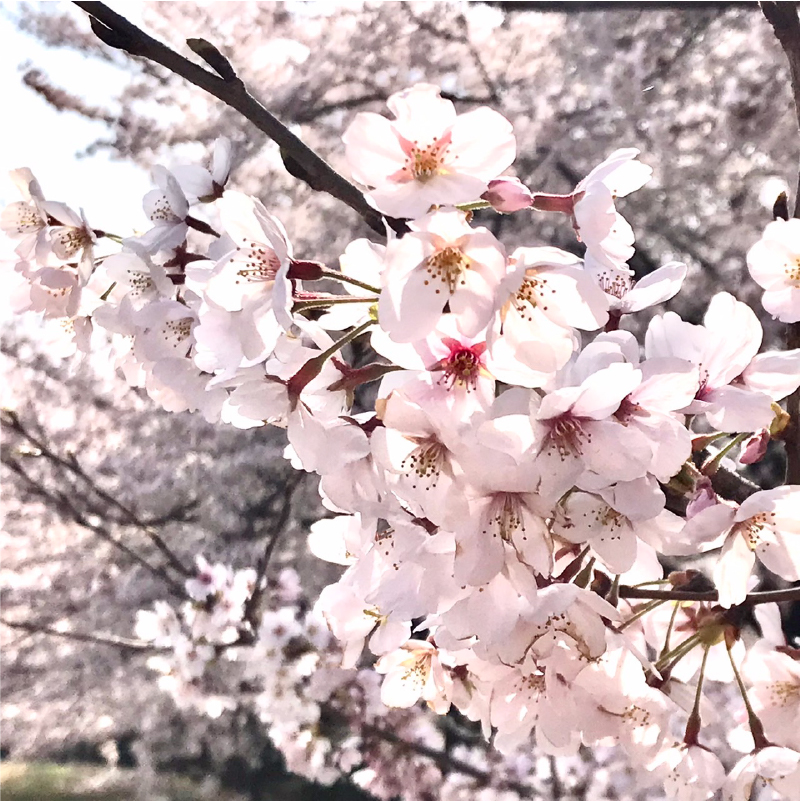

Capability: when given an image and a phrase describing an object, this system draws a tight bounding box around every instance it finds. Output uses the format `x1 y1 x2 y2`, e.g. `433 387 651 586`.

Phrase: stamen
424 246 468 295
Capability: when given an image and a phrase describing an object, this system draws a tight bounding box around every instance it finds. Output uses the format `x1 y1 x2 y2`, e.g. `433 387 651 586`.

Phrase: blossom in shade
0 168 49 261
172 136 234 202
746 218 800 323
133 165 190 254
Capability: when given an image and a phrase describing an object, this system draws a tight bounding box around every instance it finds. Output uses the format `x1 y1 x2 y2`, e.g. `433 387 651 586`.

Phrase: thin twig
1 452 188 598
1 618 157 652
240 472 306 635
3 409 192 577
73 2 408 237
618 586 799 605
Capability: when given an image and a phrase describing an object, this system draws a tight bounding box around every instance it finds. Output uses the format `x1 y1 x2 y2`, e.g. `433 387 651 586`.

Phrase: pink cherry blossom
343 83 516 218
378 207 507 342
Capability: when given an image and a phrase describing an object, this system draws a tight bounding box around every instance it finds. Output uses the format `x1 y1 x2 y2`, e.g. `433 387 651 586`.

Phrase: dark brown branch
1 618 157 652
240 472 306 638
73 2 408 237
618 586 799 605
760 2 800 118
760 3 801 481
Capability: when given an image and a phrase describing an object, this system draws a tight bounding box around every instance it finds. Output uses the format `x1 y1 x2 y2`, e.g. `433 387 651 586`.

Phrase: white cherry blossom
747 218 800 323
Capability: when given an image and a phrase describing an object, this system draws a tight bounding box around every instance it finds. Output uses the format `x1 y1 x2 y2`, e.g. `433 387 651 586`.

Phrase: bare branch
618 586 799 605
73 2 408 237
2 409 192 577
240 472 306 638
1 617 157 652
362 723 533 796
1 454 188 599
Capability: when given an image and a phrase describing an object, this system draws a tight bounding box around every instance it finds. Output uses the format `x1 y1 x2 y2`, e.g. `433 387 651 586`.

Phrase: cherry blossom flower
343 83 516 218
646 292 775 433
488 246 606 388
747 218 800 323
679 486 800 606
101 247 174 310
741 640 800 750
2 168 50 257
571 148 652 270
723 747 800 801
371 389 468 528
648 742 726 801
378 207 507 343
375 640 453 713
172 136 234 202
133 165 190 254
45 202 97 285
552 485 683 574
372 313 495 418
586 259 687 316
202 192 292 320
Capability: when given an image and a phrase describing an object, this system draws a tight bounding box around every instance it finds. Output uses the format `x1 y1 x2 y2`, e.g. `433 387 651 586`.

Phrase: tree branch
760 1 800 118
362 723 533 796
1 617 157 652
73 2 408 237
1 454 188 598
240 472 306 638
618 586 799 605
2 409 192 578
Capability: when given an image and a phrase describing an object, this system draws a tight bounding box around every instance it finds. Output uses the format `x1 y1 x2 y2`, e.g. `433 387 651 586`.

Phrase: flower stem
727 640 771 749
319 269 381 295
683 644 710 745
615 598 666 633
702 432 751 475
317 318 376 363
285 318 376 403
456 200 492 211
632 579 673 588
659 602 681 660
293 295 378 313
654 632 702 672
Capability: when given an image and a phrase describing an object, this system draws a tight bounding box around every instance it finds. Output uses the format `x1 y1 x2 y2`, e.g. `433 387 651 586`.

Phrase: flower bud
769 402 791 437
740 429 770 465
481 177 533 213
686 478 717 518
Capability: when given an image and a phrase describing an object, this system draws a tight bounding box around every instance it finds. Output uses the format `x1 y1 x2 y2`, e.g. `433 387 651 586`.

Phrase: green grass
0 762 244 801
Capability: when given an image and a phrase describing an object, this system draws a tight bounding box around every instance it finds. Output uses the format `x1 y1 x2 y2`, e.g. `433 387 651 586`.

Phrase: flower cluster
3 84 799 801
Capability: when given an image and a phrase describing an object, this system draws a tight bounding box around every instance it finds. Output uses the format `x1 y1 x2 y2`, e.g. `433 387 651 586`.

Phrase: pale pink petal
762 285 800 323
386 84 457 143
702 292 763 388
704 385 774 433
446 107 516 179
714 533 756 608
343 112 407 186
742 350 800 401
622 262 687 313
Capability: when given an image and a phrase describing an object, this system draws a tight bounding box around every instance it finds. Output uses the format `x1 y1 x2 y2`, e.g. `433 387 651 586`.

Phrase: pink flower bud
481 177 533 213
740 429 770 464
686 478 717 519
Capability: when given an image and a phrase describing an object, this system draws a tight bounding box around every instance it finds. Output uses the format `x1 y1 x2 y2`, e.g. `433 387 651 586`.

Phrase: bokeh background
1 2 798 798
